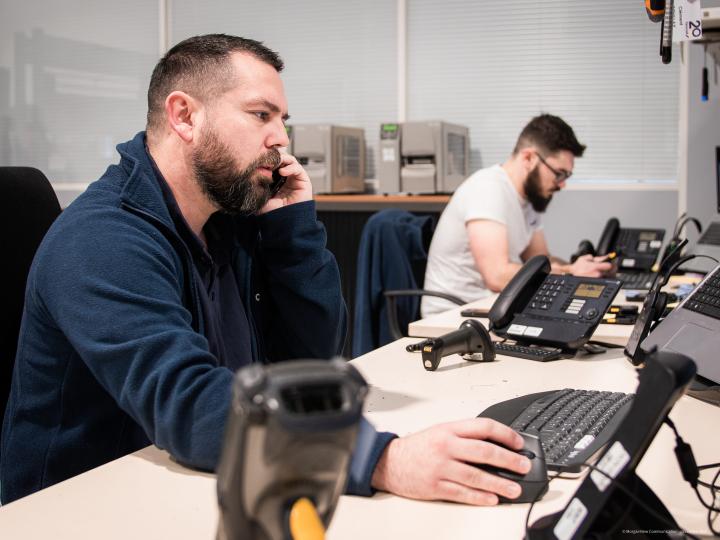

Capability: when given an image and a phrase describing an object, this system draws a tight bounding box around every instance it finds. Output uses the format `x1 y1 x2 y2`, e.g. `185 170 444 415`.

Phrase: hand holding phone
256 154 313 215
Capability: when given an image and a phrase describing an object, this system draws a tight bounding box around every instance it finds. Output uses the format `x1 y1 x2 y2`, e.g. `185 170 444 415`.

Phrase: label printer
378 121 470 194
291 124 366 194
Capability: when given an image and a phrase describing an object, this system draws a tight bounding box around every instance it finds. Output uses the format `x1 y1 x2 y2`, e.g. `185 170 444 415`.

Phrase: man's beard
192 127 281 216
524 166 553 213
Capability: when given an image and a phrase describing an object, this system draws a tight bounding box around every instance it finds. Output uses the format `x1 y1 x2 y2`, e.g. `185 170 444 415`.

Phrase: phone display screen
638 231 659 241
573 283 605 298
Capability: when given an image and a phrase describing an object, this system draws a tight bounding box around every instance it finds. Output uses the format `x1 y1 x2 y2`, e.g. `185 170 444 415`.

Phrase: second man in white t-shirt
422 114 612 317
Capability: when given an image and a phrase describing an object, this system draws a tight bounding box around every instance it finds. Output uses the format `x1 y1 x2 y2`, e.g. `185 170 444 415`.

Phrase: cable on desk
664 417 720 536
405 339 429 353
701 466 720 536
524 473 559 534
697 463 720 490
586 340 625 350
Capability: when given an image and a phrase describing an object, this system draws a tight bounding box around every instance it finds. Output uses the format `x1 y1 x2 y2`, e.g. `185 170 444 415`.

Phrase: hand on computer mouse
475 432 549 504
370 418 532 506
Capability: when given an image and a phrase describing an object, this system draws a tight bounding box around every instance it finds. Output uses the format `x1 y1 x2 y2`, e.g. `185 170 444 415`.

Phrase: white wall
543 188 679 259
680 41 720 245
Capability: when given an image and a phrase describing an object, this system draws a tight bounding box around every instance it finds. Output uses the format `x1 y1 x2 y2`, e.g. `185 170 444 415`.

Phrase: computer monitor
715 146 720 213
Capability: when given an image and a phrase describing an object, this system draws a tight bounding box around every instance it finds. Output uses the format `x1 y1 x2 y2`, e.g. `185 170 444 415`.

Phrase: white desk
409 292 638 346
1 341 717 539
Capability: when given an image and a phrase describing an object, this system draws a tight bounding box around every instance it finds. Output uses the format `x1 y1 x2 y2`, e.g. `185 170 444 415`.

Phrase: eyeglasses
537 153 572 183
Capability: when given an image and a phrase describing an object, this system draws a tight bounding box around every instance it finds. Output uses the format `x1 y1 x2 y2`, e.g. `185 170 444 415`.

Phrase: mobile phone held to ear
269 169 286 197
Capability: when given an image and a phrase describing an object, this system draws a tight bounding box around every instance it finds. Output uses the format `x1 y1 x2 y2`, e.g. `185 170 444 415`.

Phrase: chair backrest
352 209 435 357
0 167 62 423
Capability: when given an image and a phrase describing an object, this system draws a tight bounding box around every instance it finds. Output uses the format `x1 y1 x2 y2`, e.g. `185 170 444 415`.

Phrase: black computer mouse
476 432 549 504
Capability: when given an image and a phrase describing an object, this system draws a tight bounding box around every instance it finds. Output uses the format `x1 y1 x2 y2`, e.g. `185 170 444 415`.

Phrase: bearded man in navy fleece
1 34 530 506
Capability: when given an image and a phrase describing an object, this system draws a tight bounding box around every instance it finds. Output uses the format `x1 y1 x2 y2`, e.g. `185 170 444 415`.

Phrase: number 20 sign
673 0 703 43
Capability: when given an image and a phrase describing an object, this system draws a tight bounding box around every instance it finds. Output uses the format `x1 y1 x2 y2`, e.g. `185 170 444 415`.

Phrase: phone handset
595 217 620 256
488 255 551 332
269 168 287 197
570 217 619 262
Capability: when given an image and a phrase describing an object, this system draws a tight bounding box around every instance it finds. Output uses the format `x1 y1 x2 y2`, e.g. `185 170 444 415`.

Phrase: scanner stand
526 349 696 539
526 471 680 540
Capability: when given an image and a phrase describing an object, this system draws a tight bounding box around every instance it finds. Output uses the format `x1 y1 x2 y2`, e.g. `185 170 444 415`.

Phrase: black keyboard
698 221 720 246
683 271 720 320
617 271 656 290
479 388 634 472
494 342 563 362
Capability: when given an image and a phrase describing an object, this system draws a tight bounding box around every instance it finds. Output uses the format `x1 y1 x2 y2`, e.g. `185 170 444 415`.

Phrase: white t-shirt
421 165 543 316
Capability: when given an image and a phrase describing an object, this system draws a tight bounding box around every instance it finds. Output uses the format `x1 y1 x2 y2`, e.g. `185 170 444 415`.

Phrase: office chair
0 167 62 424
352 209 463 357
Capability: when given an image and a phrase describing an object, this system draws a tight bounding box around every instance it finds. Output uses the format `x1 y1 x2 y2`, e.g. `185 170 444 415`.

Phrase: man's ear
164 91 201 143
519 147 538 171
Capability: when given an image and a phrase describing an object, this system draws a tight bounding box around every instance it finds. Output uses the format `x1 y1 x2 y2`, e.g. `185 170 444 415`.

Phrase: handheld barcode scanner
421 319 495 371
216 359 368 540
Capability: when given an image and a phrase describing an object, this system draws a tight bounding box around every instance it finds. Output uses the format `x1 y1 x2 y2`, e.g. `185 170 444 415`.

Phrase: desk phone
489 256 621 351
571 217 665 272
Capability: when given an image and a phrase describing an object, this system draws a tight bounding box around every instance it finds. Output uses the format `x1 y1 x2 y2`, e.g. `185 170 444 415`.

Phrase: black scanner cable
664 417 720 536
523 472 559 536
405 339 428 353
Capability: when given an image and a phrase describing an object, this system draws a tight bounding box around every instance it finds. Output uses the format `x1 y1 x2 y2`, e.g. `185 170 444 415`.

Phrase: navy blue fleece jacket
1 132 394 503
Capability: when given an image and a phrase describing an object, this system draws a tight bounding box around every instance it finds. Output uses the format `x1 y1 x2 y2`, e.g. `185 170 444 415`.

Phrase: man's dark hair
146 34 284 134
513 114 586 157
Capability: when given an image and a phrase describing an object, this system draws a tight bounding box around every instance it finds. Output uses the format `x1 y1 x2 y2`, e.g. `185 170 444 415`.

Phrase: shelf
314 194 450 212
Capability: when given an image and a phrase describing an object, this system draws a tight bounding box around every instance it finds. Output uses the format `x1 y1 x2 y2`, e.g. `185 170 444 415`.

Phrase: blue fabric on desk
352 210 434 357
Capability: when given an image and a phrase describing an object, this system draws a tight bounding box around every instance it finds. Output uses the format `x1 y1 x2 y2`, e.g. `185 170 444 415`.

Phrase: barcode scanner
216 359 367 540
420 319 495 371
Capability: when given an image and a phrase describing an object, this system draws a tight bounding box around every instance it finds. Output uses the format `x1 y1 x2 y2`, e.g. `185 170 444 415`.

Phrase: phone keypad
530 278 567 311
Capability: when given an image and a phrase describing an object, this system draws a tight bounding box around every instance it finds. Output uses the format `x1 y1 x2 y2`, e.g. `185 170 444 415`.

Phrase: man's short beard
192 126 281 216
524 166 553 213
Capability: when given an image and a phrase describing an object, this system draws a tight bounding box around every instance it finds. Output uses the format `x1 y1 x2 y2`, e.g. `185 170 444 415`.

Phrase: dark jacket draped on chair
353 209 434 357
